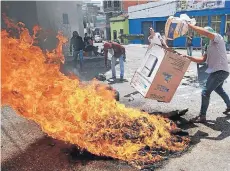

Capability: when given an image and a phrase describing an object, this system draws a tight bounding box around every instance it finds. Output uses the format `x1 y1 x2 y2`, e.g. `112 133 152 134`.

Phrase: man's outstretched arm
188 24 215 40
185 53 207 64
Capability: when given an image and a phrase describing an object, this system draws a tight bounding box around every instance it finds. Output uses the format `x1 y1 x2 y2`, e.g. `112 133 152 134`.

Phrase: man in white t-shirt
147 27 168 51
185 26 230 123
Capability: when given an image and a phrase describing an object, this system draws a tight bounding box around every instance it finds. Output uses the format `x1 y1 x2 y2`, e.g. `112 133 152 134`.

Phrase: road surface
2 44 230 171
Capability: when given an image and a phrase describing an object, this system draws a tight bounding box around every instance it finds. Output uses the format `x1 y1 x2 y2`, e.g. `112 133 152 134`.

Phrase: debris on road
96 73 106 81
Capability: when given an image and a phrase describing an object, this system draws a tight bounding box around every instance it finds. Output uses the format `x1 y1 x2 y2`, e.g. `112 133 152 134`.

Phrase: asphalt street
1 44 230 171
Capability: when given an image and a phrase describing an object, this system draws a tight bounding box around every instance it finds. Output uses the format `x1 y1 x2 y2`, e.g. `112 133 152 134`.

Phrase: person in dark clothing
84 33 91 47
186 33 193 56
84 33 96 57
70 31 84 71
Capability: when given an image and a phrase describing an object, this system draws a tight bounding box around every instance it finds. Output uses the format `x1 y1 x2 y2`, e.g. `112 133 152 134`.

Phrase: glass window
108 1 112 7
103 1 107 8
114 1 120 8
227 15 230 21
212 23 220 33
211 15 221 34
62 13 69 24
211 15 221 22
187 16 210 36
190 16 208 36
195 16 208 27
201 16 208 27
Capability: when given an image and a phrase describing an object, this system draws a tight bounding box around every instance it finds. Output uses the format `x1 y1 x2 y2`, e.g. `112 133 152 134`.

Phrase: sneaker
120 76 124 81
108 77 116 82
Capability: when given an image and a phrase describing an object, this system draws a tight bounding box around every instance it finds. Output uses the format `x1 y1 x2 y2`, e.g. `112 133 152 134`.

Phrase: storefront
128 1 176 44
128 0 230 47
174 0 230 47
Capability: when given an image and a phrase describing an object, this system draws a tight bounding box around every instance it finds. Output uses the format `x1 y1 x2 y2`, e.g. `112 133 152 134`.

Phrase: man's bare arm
188 24 215 40
161 39 168 48
186 54 207 63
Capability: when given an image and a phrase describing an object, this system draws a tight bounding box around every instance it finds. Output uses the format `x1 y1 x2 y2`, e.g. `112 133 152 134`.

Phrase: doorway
155 21 166 34
113 30 117 40
142 21 153 44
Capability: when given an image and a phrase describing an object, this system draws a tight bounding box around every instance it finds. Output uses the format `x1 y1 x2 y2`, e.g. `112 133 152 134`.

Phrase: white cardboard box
130 45 191 103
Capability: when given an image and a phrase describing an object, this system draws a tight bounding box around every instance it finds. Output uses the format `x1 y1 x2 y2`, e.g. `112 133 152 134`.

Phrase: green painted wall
110 18 129 44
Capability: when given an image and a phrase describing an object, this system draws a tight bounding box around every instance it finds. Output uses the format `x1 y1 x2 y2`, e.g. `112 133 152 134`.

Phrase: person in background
184 25 230 123
70 31 84 71
223 33 229 52
103 41 126 81
84 33 91 47
186 33 193 56
201 36 210 55
148 27 168 51
89 37 94 45
113 39 126 62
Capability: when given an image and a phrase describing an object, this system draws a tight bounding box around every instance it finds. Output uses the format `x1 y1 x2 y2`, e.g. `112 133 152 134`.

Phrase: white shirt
206 33 229 73
148 33 163 46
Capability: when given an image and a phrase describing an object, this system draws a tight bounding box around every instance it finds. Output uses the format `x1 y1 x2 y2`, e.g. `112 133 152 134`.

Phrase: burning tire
114 89 119 101
106 86 119 101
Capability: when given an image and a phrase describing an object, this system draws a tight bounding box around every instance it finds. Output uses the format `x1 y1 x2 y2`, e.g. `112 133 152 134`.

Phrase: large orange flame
1 17 189 168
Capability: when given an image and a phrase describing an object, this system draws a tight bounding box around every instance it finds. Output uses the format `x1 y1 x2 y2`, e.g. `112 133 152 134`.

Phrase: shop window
227 15 230 21
211 15 221 34
226 15 230 42
187 16 208 37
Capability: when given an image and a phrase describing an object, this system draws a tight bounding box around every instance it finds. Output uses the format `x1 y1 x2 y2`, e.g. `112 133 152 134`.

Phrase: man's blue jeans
111 55 124 78
73 50 83 70
187 46 193 56
200 70 230 116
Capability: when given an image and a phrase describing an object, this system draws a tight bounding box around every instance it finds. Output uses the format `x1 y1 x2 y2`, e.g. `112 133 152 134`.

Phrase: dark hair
73 31 78 36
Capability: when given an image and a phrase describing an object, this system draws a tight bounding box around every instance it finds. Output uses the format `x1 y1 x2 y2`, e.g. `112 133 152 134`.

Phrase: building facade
1 1 84 55
82 2 101 36
174 0 230 47
128 1 177 44
122 0 149 13
103 0 123 40
110 15 129 44
103 0 149 40
128 0 230 47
